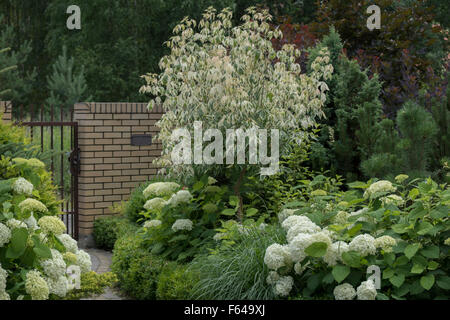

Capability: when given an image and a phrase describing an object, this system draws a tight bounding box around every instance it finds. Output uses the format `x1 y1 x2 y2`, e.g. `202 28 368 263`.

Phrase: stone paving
81 249 128 300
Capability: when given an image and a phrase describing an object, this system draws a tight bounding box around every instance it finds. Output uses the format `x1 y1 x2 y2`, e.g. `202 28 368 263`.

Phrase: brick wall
74 102 163 238
0 101 12 122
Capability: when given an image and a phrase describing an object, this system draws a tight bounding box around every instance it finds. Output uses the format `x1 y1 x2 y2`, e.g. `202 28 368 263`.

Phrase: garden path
81 249 127 300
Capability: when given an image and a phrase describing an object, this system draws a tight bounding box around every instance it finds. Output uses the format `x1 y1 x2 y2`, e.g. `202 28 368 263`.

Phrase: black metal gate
14 105 79 240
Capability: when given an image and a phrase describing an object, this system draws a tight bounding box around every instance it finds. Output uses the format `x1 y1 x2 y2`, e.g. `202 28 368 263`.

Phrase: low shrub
111 233 170 300
63 271 118 300
93 215 138 250
156 262 198 300
189 225 286 300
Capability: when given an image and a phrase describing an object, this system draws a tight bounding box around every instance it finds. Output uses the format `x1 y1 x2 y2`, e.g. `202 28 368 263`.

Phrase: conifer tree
46 46 91 115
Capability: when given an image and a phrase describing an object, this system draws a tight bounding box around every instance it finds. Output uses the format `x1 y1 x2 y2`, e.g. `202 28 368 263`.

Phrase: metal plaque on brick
131 134 152 146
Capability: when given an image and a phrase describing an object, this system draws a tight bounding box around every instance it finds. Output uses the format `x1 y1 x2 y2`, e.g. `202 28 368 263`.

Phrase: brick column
0 101 12 122
73 102 163 244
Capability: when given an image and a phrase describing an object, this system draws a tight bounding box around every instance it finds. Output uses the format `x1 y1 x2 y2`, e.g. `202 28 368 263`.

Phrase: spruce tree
0 47 17 98
46 46 91 116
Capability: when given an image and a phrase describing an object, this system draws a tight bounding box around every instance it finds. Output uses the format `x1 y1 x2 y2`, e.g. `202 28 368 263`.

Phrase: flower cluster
12 177 34 196
167 190 193 207
171 219 193 232
381 194 404 207
333 283 356 300
143 182 180 199
374 235 397 253
25 270 49 300
38 216 66 235
6 218 27 230
356 280 377 300
144 219 162 228
143 197 166 211
18 198 48 214
0 222 11 247
363 180 396 199
41 249 66 280
277 209 297 223
348 234 377 257
76 250 92 273
57 234 78 253
264 244 292 271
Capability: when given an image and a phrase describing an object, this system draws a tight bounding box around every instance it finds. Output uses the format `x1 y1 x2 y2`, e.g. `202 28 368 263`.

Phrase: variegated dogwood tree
140 6 333 221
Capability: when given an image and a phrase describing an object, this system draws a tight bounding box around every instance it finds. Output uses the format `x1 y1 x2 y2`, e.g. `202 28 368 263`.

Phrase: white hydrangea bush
0 187 93 300
140 6 333 179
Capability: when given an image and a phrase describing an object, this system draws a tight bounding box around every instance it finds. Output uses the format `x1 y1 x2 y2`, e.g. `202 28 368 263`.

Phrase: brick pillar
0 101 12 122
73 102 163 245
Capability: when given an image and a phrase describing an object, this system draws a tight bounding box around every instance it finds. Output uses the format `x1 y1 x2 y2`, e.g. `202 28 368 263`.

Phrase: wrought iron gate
14 105 79 240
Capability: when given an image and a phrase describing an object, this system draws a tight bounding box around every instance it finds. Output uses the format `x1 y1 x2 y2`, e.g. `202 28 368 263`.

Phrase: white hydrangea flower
144 219 162 228
374 235 397 253
167 190 193 207
24 213 38 231
56 234 78 253
46 275 68 298
266 271 280 285
264 244 292 271
333 283 356 300
356 280 377 300
288 231 332 263
323 241 349 266
171 219 193 232
143 197 166 211
25 270 49 300
0 223 11 247
76 250 92 273
41 249 66 280
281 215 313 231
286 220 321 243
363 180 396 199
18 198 48 213
38 216 66 235
277 209 296 223
333 211 349 225
0 291 10 300
143 182 180 198
0 263 7 292
274 276 294 297
6 218 27 230
349 234 376 257
12 177 34 195
381 194 404 206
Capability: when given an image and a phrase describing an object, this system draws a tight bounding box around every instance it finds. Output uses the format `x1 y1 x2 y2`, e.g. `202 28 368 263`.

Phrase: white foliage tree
140 6 333 220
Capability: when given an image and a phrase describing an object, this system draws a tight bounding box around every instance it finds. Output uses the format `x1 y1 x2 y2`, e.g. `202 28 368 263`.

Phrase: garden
0 0 449 302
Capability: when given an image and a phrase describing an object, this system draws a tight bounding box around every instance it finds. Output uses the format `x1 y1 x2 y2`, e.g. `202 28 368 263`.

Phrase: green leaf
192 180 204 191
420 246 440 259
420 274 435 290
322 272 334 284
430 206 448 219
341 251 362 268
384 252 395 266
408 188 419 200
392 223 410 234
221 208 236 216
347 181 368 189
436 276 450 290
347 223 362 237
416 222 433 235
383 268 395 279
6 227 28 259
33 243 52 259
390 274 405 288
408 203 426 221
404 243 420 259
305 242 328 257
427 261 439 270
411 264 425 274
332 265 351 283
245 208 258 217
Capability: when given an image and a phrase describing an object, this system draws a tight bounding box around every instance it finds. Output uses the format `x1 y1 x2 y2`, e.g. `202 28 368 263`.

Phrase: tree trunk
233 167 247 222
